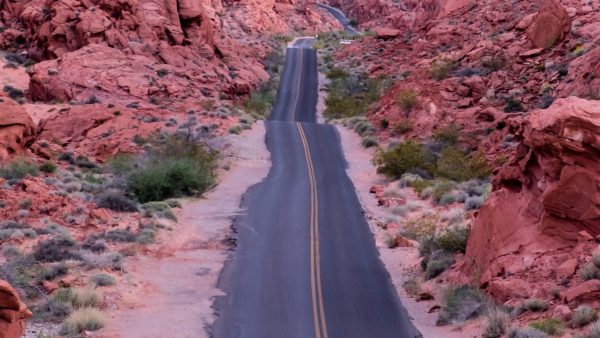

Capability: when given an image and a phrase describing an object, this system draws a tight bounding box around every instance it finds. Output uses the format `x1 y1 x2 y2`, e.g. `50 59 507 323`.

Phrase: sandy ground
97 122 270 338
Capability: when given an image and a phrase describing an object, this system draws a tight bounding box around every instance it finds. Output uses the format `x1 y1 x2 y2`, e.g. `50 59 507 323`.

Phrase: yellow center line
296 122 328 338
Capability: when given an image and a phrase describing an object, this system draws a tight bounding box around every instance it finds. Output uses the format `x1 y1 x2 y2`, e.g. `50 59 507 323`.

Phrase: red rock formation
0 95 36 160
526 0 571 49
0 279 32 338
466 97 600 284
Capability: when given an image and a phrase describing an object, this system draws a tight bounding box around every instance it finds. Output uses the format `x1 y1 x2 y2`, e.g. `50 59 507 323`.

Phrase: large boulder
466 97 600 284
0 96 35 160
0 279 32 338
526 0 571 48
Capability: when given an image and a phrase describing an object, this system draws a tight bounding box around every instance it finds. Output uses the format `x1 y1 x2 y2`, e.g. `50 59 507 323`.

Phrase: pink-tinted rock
488 279 531 302
526 0 571 48
556 259 578 280
374 27 401 39
566 280 600 303
552 305 572 321
0 279 32 338
466 97 600 285
0 96 36 160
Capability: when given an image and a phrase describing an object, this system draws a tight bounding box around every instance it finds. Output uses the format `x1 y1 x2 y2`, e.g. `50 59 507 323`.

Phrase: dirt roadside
97 122 271 338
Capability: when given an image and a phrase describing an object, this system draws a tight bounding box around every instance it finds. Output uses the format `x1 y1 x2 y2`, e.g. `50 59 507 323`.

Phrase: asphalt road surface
317 4 361 36
212 38 420 338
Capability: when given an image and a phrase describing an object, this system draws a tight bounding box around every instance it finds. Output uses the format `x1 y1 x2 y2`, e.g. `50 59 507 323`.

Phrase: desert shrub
103 229 136 243
362 137 378 148
33 298 73 322
573 305 597 328
529 318 563 336
439 193 457 205
424 250 454 280
326 67 348 79
432 181 455 203
81 252 124 271
324 73 381 119
354 121 375 136
430 59 456 81
580 262 600 281
0 159 39 179
433 124 460 146
165 199 182 208
96 191 138 212
436 147 490 182
402 278 421 297
393 120 413 135
37 263 68 282
401 215 438 241
124 135 217 202
228 126 241 134
437 285 487 325
396 89 419 111
60 308 105 335
70 288 101 308
375 141 432 179
143 202 176 221
504 97 525 113
522 298 549 312
465 195 485 211
585 321 600 338
136 228 156 244
74 155 97 169
90 273 116 287
39 161 57 174
435 225 469 253
481 54 506 72
34 235 80 262
482 308 509 338
508 327 548 338
82 238 107 253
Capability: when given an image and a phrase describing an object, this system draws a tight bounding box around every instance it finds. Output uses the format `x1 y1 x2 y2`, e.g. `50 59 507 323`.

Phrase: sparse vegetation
509 327 548 338
573 305 597 328
396 89 419 112
482 308 509 338
430 59 456 81
96 191 138 212
60 308 105 335
437 285 487 325
504 97 525 113
90 273 116 287
39 161 57 174
324 70 382 119
522 298 549 312
34 235 80 262
529 318 563 336
0 158 39 179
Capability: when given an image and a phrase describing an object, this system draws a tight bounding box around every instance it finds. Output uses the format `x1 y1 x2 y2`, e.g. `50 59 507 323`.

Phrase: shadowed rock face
0 96 36 160
0 279 32 338
467 97 600 284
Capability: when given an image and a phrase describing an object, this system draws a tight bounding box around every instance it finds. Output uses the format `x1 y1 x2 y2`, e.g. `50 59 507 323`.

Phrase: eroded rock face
0 96 36 160
526 0 571 49
466 97 600 284
0 279 32 338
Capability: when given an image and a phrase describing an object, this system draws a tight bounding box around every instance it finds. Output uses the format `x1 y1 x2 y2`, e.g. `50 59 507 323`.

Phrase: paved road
317 4 361 36
212 38 419 338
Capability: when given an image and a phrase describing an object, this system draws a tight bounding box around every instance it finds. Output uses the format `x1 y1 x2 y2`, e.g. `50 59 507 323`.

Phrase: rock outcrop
0 279 31 338
0 96 36 160
526 0 571 49
466 97 600 284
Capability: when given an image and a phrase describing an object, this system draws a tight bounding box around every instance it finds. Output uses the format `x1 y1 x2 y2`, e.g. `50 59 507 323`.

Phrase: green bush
39 161 57 174
529 318 563 336
375 141 432 179
430 59 457 81
121 135 217 203
396 89 419 111
324 74 381 119
437 285 487 325
362 136 378 148
436 147 490 181
434 124 461 145
326 67 348 79
96 192 138 212
522 298 549 312
60 308 105 335
0 158 39 179
505 97 525 113
435 225 470 254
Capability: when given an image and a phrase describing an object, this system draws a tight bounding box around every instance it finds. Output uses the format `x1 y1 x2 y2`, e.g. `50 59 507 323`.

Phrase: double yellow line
296 123 328 338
